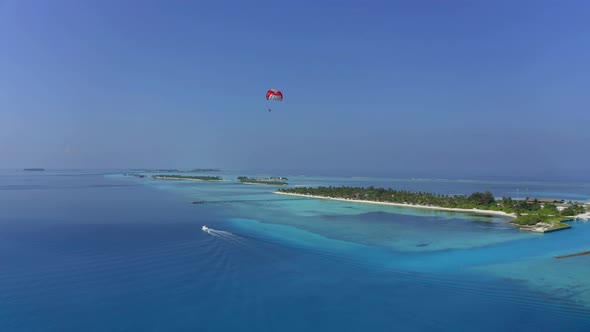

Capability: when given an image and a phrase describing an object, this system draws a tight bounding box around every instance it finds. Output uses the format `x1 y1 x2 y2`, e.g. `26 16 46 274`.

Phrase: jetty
555 250 590 259
573 212 590 221
518 223 571 233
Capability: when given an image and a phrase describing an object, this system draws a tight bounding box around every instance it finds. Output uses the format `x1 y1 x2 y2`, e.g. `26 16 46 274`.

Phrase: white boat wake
202 225 249 246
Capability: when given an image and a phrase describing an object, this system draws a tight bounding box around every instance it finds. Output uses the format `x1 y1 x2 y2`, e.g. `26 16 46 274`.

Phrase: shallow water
1 170 589 331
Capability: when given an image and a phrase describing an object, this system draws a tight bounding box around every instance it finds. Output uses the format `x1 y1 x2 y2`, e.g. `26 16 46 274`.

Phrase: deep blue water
1 170 590 331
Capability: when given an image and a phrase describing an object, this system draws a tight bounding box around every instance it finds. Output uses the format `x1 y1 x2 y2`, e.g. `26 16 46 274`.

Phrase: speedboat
202 225 210 232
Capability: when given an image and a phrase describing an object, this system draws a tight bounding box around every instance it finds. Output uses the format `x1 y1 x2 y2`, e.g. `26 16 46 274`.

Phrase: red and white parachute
265 89 283 112
266 89 283 101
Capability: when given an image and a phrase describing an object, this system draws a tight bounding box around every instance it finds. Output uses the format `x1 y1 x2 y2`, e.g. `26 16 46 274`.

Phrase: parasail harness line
265 89 283 113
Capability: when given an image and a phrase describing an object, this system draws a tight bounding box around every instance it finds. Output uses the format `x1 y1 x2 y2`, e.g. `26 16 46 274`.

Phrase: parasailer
266 89 283 112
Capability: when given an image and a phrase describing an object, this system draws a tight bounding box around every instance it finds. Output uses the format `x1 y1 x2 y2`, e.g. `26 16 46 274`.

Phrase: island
152 175 222 181
187 168 221 172
124 173 146 178
23 168 45 171
276 186 588 233
238 176 288 185
141 168 221 173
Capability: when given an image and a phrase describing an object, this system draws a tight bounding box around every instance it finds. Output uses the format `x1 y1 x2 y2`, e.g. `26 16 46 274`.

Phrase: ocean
1 170 590 331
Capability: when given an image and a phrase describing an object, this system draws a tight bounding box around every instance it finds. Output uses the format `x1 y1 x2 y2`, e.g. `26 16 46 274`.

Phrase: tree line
278 186 586 225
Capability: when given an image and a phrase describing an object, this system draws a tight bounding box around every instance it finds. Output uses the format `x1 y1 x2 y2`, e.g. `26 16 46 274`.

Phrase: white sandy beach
240 181 286 185
274 191 517 219
152 176 221 182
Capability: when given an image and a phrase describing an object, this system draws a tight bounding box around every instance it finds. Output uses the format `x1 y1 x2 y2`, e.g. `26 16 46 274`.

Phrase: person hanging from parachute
266 89 283 112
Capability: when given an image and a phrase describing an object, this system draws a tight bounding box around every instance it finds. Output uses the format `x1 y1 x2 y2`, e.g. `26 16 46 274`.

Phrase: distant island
23 168 45 171
152 175 222 181
238 176 288 185
124 173 146 178
141 168 221 173
276 186 588 233
187 168 222 172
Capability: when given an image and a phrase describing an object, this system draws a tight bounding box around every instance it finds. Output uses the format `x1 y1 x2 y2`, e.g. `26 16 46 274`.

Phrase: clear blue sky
1 1 589 179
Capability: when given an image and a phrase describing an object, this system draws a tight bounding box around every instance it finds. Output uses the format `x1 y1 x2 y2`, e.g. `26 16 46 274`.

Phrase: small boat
202 225 210 232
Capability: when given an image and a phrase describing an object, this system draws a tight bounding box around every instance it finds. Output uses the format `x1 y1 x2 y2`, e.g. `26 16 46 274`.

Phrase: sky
1 1 589 179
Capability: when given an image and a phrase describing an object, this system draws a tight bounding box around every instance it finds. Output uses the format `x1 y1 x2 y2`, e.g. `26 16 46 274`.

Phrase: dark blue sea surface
1 170 589 331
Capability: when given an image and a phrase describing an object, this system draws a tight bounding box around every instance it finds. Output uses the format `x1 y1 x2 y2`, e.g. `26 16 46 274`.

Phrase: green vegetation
238 176 288 185
512 214 545 225
511 214 569 228
278 186 586 230
279 186 501 209
510 199 585 226
152 175 222 181
143 168 221 173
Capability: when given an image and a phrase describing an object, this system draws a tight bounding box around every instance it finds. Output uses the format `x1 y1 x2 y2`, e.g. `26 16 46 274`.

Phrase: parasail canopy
266 89 283 101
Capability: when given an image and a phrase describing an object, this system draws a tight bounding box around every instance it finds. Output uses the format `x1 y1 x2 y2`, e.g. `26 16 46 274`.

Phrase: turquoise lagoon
1 170 589 331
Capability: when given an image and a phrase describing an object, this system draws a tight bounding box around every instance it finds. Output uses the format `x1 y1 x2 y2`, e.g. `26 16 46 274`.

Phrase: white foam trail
213 231 251 247
203 227 249 247
209 231 247 246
